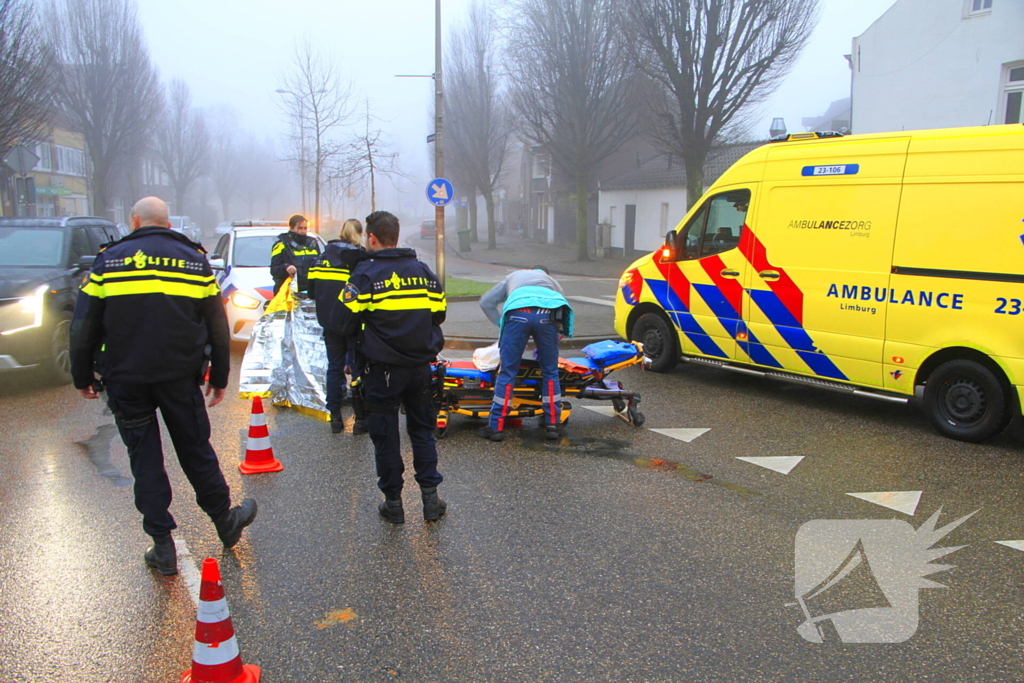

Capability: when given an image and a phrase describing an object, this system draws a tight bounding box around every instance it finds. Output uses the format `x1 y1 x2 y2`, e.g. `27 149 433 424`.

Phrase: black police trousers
105 376 231 537
361 362 442 498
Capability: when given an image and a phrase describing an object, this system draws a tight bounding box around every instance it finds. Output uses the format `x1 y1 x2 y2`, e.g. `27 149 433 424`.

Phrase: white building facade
851 0 1024 133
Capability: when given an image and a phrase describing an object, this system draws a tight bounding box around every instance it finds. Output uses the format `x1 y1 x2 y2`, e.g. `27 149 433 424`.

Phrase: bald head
130 196 170 231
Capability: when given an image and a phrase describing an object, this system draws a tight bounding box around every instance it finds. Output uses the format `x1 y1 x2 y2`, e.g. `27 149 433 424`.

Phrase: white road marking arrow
846 490 922 516
581 405 622 418
736 456 804 475
650 428 710 443
430 183 449 200
995 540 1024 552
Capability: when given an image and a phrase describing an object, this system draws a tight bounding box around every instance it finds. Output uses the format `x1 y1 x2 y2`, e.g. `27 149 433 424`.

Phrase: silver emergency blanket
238 287 330 421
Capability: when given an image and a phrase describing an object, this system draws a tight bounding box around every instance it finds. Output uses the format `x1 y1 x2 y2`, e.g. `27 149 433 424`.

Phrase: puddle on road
520 431 761 498
75 423 133 487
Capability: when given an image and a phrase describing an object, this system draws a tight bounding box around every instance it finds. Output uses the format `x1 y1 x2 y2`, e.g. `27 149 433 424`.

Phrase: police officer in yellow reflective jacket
70 197 257 577
308 218 366 433
331 211 447 524
270 214 321 295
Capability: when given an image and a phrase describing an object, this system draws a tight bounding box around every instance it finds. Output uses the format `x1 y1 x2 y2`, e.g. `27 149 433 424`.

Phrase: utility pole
395 0 445 285
434 0 445 287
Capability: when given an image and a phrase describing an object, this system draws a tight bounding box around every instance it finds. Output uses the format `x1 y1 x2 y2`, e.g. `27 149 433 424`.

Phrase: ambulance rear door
741 136 910 387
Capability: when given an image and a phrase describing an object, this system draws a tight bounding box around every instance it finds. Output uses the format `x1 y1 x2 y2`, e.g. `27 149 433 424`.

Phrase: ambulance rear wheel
631 312 678 373
924 360 1009 442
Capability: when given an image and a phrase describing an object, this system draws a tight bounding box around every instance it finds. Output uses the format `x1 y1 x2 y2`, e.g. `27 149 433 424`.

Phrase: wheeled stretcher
431 340 650 437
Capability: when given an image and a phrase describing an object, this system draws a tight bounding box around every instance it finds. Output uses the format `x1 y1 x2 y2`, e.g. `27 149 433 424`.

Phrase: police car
210 221 326 342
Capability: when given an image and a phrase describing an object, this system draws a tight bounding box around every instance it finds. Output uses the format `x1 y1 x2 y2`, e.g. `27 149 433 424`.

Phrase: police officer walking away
308 218 366 433
70 196 257 576
270 214 321 295
332 211 447 524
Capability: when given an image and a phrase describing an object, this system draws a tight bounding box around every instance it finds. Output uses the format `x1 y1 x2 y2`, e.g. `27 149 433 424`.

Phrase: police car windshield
233 235 278 267
0 227 65 267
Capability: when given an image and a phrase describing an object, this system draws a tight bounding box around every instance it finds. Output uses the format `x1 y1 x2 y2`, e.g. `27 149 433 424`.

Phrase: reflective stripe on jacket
332 247 446 367
308 240 366 330
70 226 231 389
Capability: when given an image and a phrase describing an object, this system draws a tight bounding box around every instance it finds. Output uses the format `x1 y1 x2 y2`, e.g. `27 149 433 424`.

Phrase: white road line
846 491 922 516
995 540 1024 552
567 296 616 307
736 456 804 475
174 538 202 607
649 428 710 443
581 405 630 422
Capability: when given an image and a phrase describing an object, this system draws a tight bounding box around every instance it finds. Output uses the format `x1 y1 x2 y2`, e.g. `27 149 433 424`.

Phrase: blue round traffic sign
426 178 454 207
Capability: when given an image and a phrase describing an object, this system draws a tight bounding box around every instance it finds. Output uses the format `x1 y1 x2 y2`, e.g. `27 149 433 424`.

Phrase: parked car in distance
0 216 121 384
209 222 327 342
169 215 200 242
419 220 436 240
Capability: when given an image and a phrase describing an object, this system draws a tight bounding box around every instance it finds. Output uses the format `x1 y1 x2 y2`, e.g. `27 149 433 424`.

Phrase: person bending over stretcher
477 266 574 442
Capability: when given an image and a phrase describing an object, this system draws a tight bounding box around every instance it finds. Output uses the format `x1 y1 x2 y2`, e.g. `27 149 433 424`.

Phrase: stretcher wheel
435 425 449 439
612 398 627 413
628 405 645 427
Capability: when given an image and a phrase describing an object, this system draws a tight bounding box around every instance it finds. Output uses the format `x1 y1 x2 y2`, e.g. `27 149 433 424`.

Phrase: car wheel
46 314 73 385
630 312 678 373
923 359 1009 442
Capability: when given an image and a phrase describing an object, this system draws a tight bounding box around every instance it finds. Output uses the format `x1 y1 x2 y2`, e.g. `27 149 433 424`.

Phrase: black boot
421 486 447 522
330 410 344 434
352 419 369 435
545 425 560 440
478 425 504 441
144 534 178 575
212 498 258 548
378 497 405 524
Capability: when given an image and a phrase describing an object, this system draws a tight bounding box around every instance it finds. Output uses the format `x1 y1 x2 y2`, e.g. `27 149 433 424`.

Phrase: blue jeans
488 308 561 431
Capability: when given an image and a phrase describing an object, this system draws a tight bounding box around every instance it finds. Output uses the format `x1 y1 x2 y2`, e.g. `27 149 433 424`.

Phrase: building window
967 0 992 15
34 143 52 171
531 152 550 180
660 203 670 233
1003 63 1024 124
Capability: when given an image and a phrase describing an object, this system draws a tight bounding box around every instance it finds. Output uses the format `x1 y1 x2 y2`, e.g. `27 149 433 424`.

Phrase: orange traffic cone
239 396 283 474
180 558 261 683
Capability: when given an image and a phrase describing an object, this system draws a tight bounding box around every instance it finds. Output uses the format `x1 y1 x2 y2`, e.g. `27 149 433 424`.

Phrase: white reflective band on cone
196 597 230 623
246 436 271 451
249 412 267 427
192 635 241 666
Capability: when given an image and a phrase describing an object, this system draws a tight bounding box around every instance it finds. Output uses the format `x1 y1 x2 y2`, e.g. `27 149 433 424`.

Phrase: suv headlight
229 291 262 310
0 284 47 335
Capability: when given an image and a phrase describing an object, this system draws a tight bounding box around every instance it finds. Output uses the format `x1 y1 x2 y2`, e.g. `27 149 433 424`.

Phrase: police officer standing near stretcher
331 211 447 524
70 196 257 576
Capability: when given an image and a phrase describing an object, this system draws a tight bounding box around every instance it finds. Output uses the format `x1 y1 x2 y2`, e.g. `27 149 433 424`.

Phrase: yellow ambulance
614 124 1024 442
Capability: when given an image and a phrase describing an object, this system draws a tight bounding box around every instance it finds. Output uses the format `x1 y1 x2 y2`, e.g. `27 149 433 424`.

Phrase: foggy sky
137 0 897 214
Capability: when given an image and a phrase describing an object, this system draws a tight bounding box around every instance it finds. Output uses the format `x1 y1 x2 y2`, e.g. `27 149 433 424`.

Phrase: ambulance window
700 190 749 258
678 205 709 260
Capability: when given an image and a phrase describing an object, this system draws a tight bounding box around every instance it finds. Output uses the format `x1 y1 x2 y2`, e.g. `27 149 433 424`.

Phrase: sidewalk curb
450 253 627 280
444 335 616 351
446 295 481 303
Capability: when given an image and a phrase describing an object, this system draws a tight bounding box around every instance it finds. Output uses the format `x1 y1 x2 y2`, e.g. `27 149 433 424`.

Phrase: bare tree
154 79 208 214
206 105 242 222
0 0 55 150
625 0 819 207
45 0 162 218
505 0 637 261
446 1 513 249
340 102 407 214
279 43 355 229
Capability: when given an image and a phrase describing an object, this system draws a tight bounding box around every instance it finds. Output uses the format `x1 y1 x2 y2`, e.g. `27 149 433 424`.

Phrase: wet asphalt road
3 342 1024 682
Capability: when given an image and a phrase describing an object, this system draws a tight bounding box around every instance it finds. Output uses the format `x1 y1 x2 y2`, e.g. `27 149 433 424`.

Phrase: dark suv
0 216 121 384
